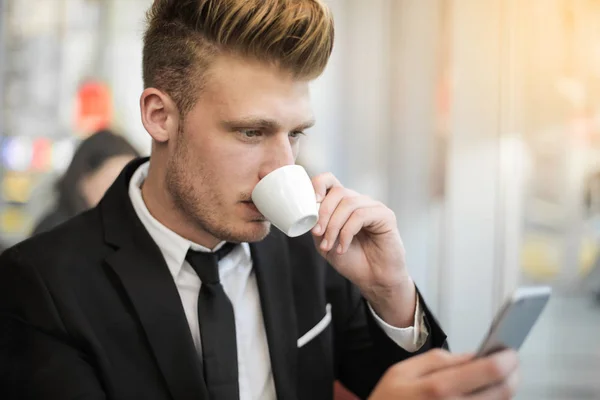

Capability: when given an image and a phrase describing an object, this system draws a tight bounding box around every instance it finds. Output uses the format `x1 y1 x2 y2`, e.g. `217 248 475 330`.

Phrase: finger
321 197 379 253
337 206 384 254
311 172 343 203
431 349 519 395
312 186 349 237
389 349 473 380
464 369 520 399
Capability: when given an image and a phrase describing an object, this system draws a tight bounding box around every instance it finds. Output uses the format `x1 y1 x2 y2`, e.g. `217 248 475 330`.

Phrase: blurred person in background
0 0 519 399
32 129 140 235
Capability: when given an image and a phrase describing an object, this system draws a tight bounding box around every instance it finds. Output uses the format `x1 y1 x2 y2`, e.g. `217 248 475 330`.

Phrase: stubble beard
165 128 271 243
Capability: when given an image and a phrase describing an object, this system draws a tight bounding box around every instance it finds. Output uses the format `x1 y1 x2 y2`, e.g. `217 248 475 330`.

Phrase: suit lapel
251 230 299 400
100 158 208 400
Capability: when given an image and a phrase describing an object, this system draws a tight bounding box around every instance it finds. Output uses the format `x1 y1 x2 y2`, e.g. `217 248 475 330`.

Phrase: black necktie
186 242 239 400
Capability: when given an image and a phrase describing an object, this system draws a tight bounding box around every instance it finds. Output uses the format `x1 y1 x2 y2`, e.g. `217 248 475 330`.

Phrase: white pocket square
297 303 332 348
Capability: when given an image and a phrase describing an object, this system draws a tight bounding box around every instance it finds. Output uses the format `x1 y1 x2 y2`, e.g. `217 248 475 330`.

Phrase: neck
141 161 222 249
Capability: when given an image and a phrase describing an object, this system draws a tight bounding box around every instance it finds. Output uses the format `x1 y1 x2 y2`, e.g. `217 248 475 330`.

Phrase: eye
239 129 262 138
289 131 306 139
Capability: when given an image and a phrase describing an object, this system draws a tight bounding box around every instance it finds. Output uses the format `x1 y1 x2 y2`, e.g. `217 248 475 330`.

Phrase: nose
258 134 296 180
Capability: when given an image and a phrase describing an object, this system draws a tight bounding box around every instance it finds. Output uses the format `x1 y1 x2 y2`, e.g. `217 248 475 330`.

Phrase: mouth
241 201 264 218
242 201 258 210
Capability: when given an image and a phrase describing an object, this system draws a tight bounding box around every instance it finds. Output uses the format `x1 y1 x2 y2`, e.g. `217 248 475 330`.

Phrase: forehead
197 54 314 122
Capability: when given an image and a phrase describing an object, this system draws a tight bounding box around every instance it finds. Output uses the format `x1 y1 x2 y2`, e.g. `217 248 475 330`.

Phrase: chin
244 221 271 242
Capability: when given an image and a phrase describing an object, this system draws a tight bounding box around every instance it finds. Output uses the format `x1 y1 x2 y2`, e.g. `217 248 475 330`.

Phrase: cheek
222 146 264 177
217 157 258 194
183 131 266 190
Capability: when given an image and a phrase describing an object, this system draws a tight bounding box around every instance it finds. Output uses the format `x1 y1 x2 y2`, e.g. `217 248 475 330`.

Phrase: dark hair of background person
32 129 140 235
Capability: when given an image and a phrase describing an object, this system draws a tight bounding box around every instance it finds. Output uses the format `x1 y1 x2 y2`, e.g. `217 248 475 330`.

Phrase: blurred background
1 0 600 398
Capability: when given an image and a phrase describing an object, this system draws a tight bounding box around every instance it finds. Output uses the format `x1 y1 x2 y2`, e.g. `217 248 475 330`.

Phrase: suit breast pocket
297 304 334 397
297 303 332 348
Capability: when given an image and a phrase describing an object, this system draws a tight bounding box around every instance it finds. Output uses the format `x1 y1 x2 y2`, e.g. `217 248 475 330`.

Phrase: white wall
309 0 392 201
439 0 524 352
387 0 443 303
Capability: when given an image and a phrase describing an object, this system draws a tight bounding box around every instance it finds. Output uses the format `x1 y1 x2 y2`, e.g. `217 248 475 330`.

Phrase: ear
140 88 179 143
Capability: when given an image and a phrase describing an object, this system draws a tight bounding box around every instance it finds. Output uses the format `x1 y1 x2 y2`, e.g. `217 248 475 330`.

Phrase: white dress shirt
128 161 428 400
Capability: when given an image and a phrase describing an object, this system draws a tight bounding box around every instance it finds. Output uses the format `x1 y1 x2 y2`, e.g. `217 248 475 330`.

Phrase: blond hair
143 0 334 115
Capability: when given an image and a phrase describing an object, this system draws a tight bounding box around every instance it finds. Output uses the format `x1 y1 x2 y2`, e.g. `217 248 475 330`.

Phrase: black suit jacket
0 158 447 400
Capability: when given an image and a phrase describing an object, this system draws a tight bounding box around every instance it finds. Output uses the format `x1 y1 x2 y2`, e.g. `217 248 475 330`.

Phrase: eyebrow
220 117 315 132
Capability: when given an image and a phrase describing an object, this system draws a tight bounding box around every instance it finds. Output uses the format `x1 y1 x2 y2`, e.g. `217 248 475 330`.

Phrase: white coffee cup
251 165 319 237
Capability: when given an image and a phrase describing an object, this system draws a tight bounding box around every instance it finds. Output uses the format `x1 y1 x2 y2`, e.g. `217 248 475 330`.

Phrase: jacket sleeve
0 247 106 400
326 265 448 399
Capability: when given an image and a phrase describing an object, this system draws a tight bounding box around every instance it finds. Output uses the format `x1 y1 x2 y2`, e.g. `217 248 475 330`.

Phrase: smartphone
476 286 551 357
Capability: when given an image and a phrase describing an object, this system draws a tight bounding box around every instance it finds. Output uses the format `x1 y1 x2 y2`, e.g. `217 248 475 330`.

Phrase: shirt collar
128 161 249 279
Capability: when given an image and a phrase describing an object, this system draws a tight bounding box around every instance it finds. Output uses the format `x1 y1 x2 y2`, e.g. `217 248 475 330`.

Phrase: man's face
166 54 314 243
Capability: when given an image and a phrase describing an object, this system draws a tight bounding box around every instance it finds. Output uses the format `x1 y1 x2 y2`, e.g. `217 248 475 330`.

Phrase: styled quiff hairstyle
143 0 334 116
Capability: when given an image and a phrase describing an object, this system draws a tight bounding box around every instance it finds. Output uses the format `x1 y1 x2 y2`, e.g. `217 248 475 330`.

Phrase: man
0 0 519 399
